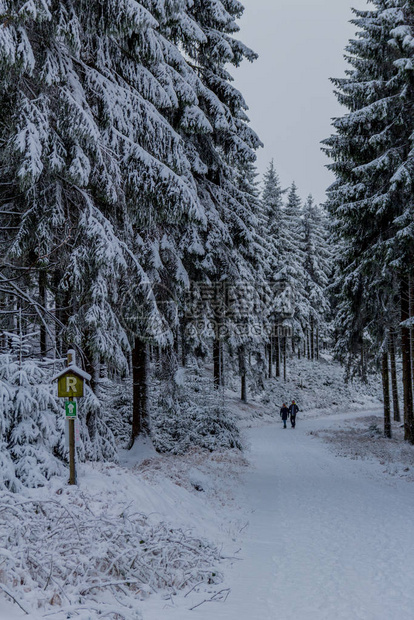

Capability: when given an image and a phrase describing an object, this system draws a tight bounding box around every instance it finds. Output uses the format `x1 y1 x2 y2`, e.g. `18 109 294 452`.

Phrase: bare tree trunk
85 350 99 441
268 340 272 378
389 331 400 422
360 342 367 382
220 341 225 387
131 336 150 444
310 317 315 361
316 327 320 361
180 317 188 367
213 335 220 389
53 269 70 356
410 278 414 394
39 270 48 357
382 350 392 438
275 331 280 377
401 278 414 443
239 345 247 403
283 337 287 382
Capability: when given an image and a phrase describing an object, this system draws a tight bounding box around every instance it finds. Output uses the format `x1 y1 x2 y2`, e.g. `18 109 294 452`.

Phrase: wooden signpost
53 350 91 485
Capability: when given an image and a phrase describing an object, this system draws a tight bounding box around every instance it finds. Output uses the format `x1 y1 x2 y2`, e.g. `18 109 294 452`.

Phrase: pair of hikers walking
280 400 299 428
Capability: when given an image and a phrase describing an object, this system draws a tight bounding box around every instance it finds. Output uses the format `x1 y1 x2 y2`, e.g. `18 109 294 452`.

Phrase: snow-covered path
148 413 414 620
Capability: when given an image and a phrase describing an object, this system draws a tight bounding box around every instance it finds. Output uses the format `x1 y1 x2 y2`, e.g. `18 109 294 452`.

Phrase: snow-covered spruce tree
0 330 66 489
302 195 331 360
0 1 208 451
260 160 286 378
232 159 271 399
278 182 309 364
0 2 148 456
157 0 263 390
323 1 414 440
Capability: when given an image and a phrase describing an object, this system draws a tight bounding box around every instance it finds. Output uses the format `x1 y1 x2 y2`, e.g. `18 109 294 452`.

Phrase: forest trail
147 410 414 620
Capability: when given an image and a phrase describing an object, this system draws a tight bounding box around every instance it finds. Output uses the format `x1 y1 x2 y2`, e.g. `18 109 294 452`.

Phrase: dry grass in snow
0 448 249 619
310 415 414 482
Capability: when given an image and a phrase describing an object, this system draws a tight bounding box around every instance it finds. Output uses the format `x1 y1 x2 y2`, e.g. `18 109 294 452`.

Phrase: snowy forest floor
2 357 414 620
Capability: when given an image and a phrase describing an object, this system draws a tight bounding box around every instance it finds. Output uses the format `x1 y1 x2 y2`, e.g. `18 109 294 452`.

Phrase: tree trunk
180 317 188 367
360 342 367 383
283 337 287 382
316 327 320 361
268 340 272 378
239 345 247 403
213 336 220 389
53 269 71 356
131 336 149 444
85 350 98 394
85 350 99 441
401 278 414 442
410 277 414 393
275 331 280 377
310 317 315 361
389 331 400 422
174 327 179 356
219 341 225 387
382 350 392 439
39 270 47 358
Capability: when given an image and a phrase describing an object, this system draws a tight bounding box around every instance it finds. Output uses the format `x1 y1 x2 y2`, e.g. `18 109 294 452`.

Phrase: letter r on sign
66 376 77 393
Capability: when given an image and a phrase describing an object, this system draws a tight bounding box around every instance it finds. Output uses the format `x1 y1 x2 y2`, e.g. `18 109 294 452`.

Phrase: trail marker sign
52 350 91 485
53 359 90 398
58 373 84 397
65 401 77 418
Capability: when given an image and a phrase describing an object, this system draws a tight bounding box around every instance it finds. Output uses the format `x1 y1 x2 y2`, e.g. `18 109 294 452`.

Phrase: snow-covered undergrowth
310 415 414 481
0 444 248 619
105 362 242 455
238 353 383 423
0 492 217 619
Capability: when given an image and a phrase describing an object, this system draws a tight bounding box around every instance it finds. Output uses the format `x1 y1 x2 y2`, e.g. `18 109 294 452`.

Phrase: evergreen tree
323 0 414 438
0 0 204 446
279 182 308 355
164 0 263 388
302 195 331 359
0 331 65 489
261 160 286 376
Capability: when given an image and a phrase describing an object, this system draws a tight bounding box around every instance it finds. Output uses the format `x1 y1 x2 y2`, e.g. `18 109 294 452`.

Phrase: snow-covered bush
102 378 133 447
0 331 119 490
0 489 224 618
0 336 66 489
79 385 118 463
151 362 242 454
104 362 242 454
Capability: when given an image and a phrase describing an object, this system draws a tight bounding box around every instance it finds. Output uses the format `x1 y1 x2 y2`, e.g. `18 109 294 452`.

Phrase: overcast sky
233 0 370 204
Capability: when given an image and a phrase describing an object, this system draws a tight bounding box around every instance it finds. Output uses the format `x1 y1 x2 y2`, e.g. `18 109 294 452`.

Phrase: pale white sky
233 0 370 204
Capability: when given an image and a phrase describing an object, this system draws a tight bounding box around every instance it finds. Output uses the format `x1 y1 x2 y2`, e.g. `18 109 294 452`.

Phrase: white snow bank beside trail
0 448 247 619
310 412 414 481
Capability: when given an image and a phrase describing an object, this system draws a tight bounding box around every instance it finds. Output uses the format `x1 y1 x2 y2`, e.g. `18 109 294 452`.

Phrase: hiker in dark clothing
289 400 299 428
280 403 289 428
